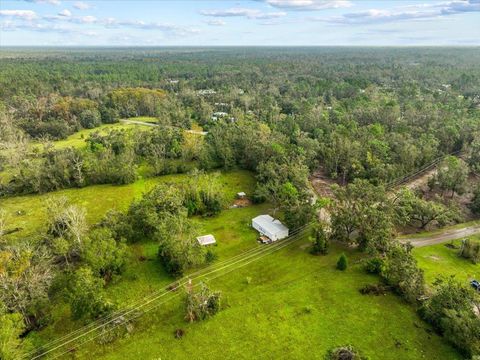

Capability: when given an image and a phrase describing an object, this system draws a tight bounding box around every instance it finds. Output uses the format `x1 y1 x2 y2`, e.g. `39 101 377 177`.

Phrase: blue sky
0 0 479 46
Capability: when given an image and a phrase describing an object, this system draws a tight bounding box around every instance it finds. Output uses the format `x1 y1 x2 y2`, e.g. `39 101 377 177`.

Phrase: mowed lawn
68 240 460 360
413 235 480 285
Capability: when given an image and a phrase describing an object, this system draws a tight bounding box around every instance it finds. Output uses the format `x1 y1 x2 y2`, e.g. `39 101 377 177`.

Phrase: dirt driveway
399 225 480 247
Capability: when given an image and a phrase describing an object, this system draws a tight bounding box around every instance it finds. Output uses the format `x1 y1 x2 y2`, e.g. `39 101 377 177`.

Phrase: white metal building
252 215 289 242
197 234 216 246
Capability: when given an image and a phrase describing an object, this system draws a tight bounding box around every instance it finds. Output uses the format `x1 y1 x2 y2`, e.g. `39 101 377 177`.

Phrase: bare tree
71 152 85 186
45 197 88 264
0 209 6 244
0 243 53 327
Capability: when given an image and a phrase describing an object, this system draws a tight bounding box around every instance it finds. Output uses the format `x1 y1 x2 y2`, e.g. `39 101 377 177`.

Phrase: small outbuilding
237 192 246 199
252 215 289 242
197 234 216 246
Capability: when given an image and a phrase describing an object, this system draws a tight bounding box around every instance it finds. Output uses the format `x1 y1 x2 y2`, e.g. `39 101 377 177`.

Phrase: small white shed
197 234 216 246
252 215 289 242
237 192 246 199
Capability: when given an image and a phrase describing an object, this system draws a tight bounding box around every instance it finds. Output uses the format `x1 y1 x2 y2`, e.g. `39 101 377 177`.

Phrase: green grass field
58 240 460 360
0 170 255 242
125 116 159 123
413 235 480 285
39 122 142 150
3 169 463 359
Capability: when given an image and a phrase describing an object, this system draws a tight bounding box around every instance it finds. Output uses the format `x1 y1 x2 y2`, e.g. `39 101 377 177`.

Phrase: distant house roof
198 89 216 95
252 215 288 236
197 234 216 246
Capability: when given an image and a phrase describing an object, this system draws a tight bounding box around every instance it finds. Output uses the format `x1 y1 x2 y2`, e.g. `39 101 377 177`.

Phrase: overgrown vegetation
420 277 480 358
185 283 222 322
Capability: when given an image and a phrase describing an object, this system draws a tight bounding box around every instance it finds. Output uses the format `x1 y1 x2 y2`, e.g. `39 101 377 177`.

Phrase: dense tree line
0 124 200 196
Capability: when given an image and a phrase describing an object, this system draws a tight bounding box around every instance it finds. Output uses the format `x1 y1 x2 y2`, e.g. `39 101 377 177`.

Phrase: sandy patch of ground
309 168 337 198
231 198 252 208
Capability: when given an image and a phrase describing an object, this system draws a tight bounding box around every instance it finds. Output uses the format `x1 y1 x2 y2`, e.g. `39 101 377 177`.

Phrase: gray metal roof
252 215 288 235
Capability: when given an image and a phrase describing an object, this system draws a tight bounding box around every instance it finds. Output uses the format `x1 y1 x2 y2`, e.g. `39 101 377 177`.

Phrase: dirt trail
399 225 480 247
309 169 337 197
400 168 437 190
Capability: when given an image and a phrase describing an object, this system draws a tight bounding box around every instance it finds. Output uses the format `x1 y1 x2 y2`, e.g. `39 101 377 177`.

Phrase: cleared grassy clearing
30 202 271 349
124 116 158 123
0 170 255 242
413 235 480 285
65 240 460 360
5 169 461 359
38 123 141 150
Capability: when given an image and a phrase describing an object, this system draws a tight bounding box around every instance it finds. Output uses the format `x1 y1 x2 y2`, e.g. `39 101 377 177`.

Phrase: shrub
337 253 348 271
325 344 367 360
67 267 115 322
174 328 185 339
205 249 218 263
459 239 480 264
420 277 480 358
381 244 425 304
310 225 329 255
359 284 389 296
364 257 384 274
185 283 221 322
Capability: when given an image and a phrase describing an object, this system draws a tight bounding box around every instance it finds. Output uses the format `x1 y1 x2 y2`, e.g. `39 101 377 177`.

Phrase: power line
32 225 311 360
48 232 309 360
385 150 463 189
26 224 311 357
27 224 312 360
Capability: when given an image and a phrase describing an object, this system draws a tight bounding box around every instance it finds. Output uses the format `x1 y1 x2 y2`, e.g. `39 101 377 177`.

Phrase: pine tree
337 253 348 271
310 224 329 255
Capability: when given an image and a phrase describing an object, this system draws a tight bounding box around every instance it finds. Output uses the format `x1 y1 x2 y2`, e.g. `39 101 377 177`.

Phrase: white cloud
205 19 226 26
201 7 286 19
322 0 480 24
73 1 92 10
0 10 37 20
58 9 71 17
109 19 200 36
79 15 97 23
24 0 61 5
264 0 352 11
81 30 98 37
1 21 73 33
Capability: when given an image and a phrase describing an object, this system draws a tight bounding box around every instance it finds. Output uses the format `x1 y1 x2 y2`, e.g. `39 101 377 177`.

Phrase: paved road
120 119 208 135
399 225 480 247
